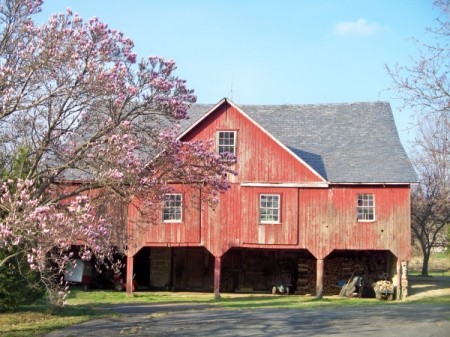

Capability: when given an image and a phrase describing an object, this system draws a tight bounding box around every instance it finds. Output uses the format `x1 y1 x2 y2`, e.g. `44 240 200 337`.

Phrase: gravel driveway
44 302 450 337
44 276 450 337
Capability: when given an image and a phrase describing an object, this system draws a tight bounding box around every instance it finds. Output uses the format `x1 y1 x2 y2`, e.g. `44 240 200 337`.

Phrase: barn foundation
124 247 404 299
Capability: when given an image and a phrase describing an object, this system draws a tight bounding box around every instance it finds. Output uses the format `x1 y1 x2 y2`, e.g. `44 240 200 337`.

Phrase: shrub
0 250 45 312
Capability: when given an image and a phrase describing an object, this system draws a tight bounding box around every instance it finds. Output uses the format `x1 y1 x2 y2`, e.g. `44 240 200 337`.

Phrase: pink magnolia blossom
0 0 234 306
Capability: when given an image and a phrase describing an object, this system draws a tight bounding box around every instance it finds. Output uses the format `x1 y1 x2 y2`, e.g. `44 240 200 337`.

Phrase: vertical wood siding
127 185 201 256
181 102 323 183
298 186 411 260
127 101 412 262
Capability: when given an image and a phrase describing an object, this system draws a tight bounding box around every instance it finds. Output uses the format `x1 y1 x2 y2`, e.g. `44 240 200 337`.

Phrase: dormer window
217 131 236 155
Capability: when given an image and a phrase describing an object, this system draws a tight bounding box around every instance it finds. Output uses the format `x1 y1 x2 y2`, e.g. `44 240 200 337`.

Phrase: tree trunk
421 250 430 276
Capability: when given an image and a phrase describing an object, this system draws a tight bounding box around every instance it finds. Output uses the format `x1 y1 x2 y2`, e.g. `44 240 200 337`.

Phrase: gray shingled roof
181 100 417 184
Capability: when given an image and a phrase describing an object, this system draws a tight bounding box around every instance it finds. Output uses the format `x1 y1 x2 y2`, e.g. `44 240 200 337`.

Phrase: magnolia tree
0 0 235 306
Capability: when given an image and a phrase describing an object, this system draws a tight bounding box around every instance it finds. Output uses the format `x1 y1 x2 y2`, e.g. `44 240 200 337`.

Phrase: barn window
260 194 280 223
162 194 182 222
217 131 236 156
357 193 375 221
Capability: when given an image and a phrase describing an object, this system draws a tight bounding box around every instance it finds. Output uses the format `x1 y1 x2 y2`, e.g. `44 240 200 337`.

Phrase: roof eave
330 181 417 185
178 98 227 140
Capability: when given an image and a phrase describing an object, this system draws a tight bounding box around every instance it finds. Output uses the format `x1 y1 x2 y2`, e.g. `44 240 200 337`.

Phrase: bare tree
387 0 450 275
387 1 450 117
410 112 450 275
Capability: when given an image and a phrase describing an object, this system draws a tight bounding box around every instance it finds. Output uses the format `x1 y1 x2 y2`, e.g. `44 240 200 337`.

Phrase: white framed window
162 194 182 222
217 131 236 155
260 194 280 223
357 193 375 221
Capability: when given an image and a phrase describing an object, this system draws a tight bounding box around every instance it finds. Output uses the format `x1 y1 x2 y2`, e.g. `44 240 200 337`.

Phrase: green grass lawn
409 270 450 276
67 289 384 308
0 304 112 337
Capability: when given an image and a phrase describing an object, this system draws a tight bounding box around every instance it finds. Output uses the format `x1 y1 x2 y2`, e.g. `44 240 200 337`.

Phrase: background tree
0 0 235 307
409 112 450 275
387 0 450 275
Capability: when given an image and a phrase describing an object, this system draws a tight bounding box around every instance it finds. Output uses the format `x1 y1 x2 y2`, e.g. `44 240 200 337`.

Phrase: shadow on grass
408 275 450 297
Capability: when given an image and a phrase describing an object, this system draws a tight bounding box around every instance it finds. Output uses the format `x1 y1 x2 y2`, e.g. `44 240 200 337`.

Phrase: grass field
0 304 111 337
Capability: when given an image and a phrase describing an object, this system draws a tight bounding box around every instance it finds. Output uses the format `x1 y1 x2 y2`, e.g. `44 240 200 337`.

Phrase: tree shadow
408 275 450 297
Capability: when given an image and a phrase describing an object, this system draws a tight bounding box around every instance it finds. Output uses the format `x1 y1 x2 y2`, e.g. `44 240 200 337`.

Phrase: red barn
125 98 416 299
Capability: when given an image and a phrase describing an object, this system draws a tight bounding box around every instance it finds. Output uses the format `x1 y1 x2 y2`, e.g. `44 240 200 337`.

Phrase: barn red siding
298 186 411 260
128 101 411 263
181 102 323 183
127 186 202 256
128 184 411 261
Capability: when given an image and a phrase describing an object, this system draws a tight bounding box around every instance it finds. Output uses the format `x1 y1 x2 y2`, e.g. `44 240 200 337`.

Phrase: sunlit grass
403 294 450 304
66 289 421 309
0 304 113 337
409 270 450 276
66 289 217 306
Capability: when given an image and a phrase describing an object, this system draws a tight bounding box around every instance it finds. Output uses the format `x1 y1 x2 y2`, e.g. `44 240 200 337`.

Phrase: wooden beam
395 259 401 300
126 255 134 297
401 261 408 299
214 256 221 299
316 259 324 299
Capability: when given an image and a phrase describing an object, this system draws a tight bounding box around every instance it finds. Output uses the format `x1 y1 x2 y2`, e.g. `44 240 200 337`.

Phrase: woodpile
220 249 394 297
323 257 367 295
295 259 316 295
322 252 393 297
292 251 394 297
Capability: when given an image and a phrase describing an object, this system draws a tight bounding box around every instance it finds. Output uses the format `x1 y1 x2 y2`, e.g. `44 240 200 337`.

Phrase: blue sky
38 1 440 148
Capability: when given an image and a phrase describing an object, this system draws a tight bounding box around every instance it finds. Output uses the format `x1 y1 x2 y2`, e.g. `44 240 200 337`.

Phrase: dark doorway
220 248 315 293
133 247 151 289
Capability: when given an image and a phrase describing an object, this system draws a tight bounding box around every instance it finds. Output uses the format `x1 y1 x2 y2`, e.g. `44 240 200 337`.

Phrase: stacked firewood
322 257 368 295
295 259 316 295
290 252 392 297
322 253 391 297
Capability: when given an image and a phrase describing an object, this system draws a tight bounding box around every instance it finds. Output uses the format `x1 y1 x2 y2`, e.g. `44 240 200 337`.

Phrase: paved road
45 303 450 337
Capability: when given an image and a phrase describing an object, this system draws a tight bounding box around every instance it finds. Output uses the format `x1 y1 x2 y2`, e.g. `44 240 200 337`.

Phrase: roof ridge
193 101 390 107
183 99 416 184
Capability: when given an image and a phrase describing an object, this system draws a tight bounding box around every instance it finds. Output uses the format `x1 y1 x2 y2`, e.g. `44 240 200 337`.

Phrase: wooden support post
316 259 324 299
396 260 401 300
401 261 408 299
214 256 221 299
126 255 134 297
